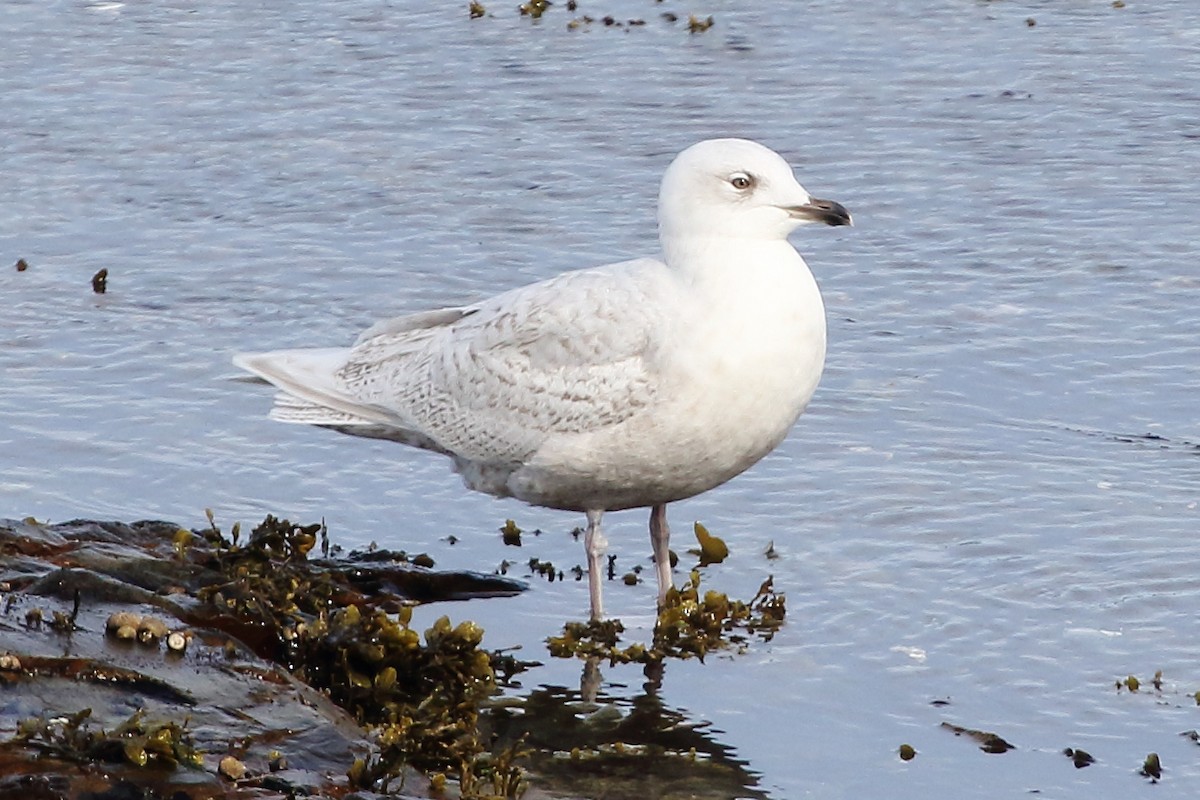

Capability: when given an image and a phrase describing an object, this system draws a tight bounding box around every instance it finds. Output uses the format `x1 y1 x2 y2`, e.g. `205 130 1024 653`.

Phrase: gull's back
234 256 677 470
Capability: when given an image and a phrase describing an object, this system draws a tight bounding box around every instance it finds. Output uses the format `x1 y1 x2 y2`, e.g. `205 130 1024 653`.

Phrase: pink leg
649 503 673 607
584 509 607 620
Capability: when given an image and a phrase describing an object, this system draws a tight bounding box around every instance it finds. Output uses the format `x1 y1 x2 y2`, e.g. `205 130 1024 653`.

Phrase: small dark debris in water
1140 752 1162 781
15 258 28 272
940 722 1014 754
930 697 952 707
1119 674 1140 692
1071 426 1200 454
606 553 617 579
1025 17 1036 27
500 518 522 546
529 557 557 581
1180 730 1200 745
411 552 435 568
622 572 639 586
446 534 459 545
764 540 778 560
566 0 575 8
1153 669 1164 690
662 11 678 22
1113 0 1125 7
687 14 714 33
898 743 916 761
1064 747 1094 768
469 0 486 18
91 268 108 294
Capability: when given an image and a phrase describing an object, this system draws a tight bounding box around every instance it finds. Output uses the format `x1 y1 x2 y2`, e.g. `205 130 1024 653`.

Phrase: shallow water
3 0 1200 796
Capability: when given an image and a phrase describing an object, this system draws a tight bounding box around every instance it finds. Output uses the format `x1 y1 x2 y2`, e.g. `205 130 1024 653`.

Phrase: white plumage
234 138 851 619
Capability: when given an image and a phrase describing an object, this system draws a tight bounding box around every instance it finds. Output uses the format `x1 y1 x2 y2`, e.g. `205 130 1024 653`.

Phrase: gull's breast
505 243 827 512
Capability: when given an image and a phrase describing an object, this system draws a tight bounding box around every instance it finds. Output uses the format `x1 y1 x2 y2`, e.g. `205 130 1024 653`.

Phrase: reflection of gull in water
234 138 851 620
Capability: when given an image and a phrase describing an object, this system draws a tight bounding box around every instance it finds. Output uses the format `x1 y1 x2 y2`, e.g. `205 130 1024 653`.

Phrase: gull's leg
650 503 673 608
581 656 601 703
584 509 608 621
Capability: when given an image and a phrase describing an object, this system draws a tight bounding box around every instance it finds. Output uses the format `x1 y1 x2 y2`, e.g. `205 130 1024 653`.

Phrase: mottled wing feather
335 259 669 462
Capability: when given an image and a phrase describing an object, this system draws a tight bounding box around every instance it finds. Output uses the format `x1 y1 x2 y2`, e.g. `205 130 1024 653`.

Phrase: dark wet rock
0 514 526 798
1 514 773 799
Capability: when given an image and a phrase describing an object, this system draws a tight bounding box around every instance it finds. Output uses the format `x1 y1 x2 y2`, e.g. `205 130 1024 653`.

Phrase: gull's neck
660 233 807 283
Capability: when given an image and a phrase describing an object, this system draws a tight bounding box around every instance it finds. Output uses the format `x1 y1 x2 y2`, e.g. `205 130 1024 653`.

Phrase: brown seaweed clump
11 708 203 771
298 605 504 784
0 513 531 799
190 513 518 667
192 515 533 795
547 571 786 663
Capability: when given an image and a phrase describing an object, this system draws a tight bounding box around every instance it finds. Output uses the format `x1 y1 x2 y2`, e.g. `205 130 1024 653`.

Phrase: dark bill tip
789 198 853 227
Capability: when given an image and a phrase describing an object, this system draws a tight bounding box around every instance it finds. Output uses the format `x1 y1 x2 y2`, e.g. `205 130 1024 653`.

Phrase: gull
234 138 850 620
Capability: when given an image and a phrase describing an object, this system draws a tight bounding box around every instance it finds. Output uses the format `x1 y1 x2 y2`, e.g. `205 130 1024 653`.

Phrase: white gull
234 138 851 620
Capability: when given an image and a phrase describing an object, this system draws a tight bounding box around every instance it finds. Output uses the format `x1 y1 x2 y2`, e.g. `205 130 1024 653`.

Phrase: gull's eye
729 172 754 191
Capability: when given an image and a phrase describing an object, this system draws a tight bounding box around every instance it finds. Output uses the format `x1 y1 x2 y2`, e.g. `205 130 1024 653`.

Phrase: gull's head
657 138 851 244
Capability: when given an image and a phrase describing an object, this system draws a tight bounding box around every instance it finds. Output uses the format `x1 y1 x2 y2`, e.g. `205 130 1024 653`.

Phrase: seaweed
547 570 786 663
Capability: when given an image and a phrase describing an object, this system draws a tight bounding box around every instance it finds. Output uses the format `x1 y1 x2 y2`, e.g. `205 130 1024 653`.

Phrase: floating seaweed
1141 751 1162 781
519 0 549 19
547 570 785 663
692 521 728 565
500 518 523 546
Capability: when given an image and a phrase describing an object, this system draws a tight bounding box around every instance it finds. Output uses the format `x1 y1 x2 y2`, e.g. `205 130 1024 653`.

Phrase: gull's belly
508 307 826 512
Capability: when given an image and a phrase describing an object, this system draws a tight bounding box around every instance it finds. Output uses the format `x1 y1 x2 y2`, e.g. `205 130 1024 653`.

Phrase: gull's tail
233 348 396 427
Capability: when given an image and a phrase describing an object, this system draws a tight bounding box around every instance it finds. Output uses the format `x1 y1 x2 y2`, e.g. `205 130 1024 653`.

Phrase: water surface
3 1 1200 796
